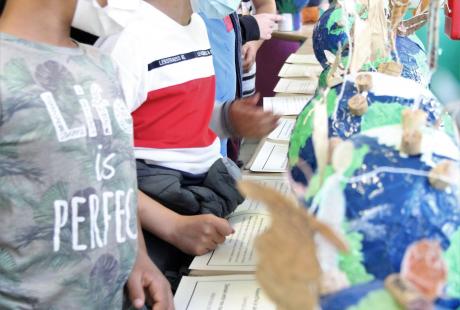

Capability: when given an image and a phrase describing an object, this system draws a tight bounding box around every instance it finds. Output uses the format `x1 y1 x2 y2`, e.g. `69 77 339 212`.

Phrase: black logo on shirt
147 49 212 71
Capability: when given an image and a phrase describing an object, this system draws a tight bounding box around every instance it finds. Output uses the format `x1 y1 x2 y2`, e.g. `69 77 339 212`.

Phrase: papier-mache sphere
313 3 430 86
316 35 430 88
317 34 430 89
320 280 460 310
312 5 358 68
395 35 431 87
310 124 460 303
288 72 450 184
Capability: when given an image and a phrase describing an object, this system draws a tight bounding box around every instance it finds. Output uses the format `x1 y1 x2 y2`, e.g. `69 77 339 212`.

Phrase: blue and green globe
320 280 460 309
310 125 460 309
313 5 430 86
288 72 450 184
313 5 357 68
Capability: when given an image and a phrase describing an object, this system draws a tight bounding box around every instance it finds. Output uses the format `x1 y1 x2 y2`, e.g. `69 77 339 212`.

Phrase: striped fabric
240 0 257 98
242 63 257 97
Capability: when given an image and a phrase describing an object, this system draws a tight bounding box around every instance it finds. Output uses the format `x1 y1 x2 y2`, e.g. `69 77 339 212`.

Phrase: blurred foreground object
445 0 460 39
237 180 348 310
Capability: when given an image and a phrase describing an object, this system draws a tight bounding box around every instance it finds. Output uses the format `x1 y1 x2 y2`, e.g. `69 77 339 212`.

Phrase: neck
146 0 192 25
0 0 76 47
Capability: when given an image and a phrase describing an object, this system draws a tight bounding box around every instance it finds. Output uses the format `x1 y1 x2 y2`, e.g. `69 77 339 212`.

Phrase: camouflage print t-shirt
0 33 138 309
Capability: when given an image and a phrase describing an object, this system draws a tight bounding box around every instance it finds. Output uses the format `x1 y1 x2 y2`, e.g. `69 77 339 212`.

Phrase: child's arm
126 216 174 310
241 0 279 70
211 93 280 139
138 191 234 256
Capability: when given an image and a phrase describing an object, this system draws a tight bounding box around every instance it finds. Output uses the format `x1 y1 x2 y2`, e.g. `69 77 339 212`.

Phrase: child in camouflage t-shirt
0 0 172 309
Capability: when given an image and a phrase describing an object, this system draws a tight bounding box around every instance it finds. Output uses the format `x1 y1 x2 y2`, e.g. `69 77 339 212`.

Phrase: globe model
315 35 430 88
307 124 460 304
313 4 430 87
288 72 451 184
312 5 356 68
396 35 431 87
320 280 460 310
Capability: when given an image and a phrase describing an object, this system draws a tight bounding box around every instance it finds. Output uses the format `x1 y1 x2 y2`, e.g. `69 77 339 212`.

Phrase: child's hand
254 13 282 40
242 42 258 73
169 214 234 256
229 93 281 138
127 248 174 310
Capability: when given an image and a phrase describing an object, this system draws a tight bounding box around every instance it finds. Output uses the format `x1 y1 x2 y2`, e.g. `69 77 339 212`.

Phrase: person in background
201 4 281 159
96 0 278 287
241 0 278 97
64 0 279 163
0 0 173 309
202 0 279 161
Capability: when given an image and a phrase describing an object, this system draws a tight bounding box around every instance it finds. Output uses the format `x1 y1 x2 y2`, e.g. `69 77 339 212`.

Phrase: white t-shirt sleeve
96 32 147 112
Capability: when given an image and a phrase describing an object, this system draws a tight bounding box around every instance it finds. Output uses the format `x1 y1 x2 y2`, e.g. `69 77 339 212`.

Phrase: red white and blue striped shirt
97 3 221 174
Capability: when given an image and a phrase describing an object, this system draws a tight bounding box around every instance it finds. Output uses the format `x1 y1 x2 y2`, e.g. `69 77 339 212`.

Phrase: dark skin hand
127 219 174 310
229 93 280 138
127 247 174 310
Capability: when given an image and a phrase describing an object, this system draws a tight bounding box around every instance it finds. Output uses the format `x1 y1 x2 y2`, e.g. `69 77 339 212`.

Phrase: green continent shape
362 54 392 72
326 8 351 36
339 223 374 284
442 113 455 137
318 68 329 89
303 139 369 200
444 229 460 298
411 49 430 80
344 145 369 178
318 56 350 89
305 165 334 200
347 290 403 310
357 3 369 19
337 146 372 285
326 4 368 36
289 89 338 165
361 103 407 132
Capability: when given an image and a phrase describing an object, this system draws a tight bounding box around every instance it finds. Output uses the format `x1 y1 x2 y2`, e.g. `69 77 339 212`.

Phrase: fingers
241 44 256 71
148 276 173 310
212 233 226 245
211 216 234 236
200 215 233 247
241 44 249 56
237 93 260 107
127 270 146 309
243 60 252 72
243 55 255 72
229 93 280 138
272 14 283 22
254 112 280 136
141 262 173 310
246 111 280 138
256 14 282 40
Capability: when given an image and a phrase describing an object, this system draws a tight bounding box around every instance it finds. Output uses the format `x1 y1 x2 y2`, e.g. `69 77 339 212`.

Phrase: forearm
136 216 148 253
210 101 237 138
252 0 277 14
137 190 180 243
242 0 277 46
239 15 261 44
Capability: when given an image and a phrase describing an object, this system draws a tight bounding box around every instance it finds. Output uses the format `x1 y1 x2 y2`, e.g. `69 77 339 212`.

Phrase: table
239 38 317 169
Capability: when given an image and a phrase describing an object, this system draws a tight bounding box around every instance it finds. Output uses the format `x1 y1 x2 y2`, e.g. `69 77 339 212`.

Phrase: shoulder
191 13 208 30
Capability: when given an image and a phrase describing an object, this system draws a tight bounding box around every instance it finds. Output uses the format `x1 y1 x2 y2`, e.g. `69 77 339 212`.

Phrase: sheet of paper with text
174 275 276 310
263 96 311 115
274 78 318 94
